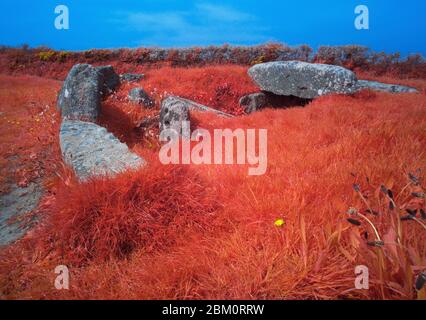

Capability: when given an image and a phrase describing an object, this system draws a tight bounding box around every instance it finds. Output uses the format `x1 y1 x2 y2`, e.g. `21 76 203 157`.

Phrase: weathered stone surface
0 182 43 246
120 73 145 83
239 93 267 114
248 61 358 99
169 96 234 118
357 80 418 93
159 95 235 138
128 88 155 108
96 65 120 95
60 120 145 180
57 64 102 121
159 96 190 138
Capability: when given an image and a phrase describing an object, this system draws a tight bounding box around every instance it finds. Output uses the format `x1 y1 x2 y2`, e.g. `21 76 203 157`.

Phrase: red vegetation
0 66 426 299
39 163 219 265
0 76 62 192
1 44 425 80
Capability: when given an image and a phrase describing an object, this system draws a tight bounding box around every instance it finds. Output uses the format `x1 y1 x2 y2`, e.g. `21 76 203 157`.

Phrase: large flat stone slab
60 120 145 180
248 61 358 99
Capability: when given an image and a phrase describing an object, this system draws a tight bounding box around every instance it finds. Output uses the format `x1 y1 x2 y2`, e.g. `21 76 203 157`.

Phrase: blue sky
0 0 425 55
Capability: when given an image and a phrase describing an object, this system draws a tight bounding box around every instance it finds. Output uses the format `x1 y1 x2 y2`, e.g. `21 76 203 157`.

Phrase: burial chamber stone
60 120 145 180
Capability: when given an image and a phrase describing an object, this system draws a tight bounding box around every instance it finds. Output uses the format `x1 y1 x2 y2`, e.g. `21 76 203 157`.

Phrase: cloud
195 3 255 22
114 2 270 47
125 11 190 32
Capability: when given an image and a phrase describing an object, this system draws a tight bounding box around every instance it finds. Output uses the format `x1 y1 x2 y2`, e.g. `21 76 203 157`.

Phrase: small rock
159 96 235 139
128 88 155 108
239 93 267 114
120 73 145 83
357 80 418 93
57 64 102 121
248 61 358 99
60 120 145 180
159 96 191 138
95 65 120 95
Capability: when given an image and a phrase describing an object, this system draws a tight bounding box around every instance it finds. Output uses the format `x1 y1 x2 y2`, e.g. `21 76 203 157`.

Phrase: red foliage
0 71 426 300
1 44 425 80
138 65 257 115
0 75 62 191
37 163 219 265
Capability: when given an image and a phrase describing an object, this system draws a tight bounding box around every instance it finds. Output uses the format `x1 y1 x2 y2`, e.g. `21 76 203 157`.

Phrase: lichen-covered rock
248 61 358 99
159 96 190 138
128 88 155 108
60 120 145 180
357 80 418 93
57 64 102 121
166 96 234 118
159 96 235 138
120 73 145 83
239 93 267 114
96 65 120 95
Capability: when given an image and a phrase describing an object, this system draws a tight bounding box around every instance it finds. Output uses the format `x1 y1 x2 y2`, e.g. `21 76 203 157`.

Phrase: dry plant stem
388 197 397 210
355 190 385 242
377 250 386 299
384 193 402 244
395 182 411 202
412 217 426 231
357 212 382 242
395 206 403 244
356 190 375 217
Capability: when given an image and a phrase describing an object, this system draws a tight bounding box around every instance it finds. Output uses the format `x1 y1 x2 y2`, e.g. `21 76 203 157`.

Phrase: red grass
104 65 258 117
0 75 62 191
0 68 426 299
34 165 216 267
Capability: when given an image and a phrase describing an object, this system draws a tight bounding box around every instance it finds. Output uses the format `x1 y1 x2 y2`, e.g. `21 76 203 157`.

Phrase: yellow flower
274 219 285 227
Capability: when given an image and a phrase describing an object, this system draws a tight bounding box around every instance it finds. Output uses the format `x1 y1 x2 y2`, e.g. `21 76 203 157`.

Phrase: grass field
0 65 425 299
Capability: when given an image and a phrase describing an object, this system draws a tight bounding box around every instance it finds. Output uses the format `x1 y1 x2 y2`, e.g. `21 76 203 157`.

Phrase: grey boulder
60 120 145 180
57 64 102 121
159 96 191 138
248 61 358 99
159 96 235 138
95 65 120 95
128 88 155 108
357 80 418 93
